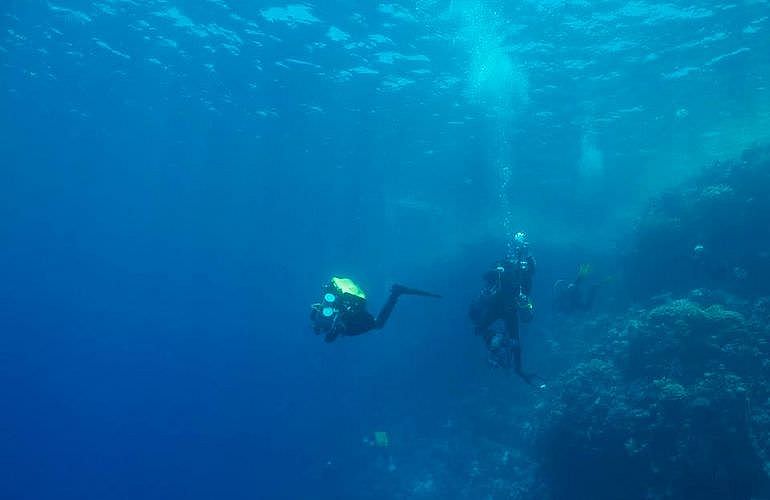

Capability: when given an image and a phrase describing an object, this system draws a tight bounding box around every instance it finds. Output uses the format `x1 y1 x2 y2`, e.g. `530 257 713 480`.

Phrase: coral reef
623 144 770 300
531 295 770 500
532 145 770 499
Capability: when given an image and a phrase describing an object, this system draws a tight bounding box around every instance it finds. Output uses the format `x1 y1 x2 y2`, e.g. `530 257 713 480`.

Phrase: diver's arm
482 262 506 289
310 304 321 333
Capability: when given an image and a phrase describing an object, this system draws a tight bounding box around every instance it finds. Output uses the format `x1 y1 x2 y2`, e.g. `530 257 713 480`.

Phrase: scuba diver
469 232 541 386
552 264 601 314
310 277 441 343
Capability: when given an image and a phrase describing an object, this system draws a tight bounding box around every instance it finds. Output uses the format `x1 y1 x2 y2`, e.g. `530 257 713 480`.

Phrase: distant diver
310 277 441 342
469 232 541 386
552 264 601 314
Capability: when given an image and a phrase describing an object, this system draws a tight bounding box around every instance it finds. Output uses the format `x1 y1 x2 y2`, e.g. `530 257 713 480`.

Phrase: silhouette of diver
310 277 441 342
469 232 543 387
552 264 601 314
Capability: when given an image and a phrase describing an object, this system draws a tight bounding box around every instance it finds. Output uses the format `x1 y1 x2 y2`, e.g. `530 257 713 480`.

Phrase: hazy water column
495 122 515 252
447 0 529 247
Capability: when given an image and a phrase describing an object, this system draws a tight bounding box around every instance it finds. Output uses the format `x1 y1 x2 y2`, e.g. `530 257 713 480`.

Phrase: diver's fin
392 284 442 298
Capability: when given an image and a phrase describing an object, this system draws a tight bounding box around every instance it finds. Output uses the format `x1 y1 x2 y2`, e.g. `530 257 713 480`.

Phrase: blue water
2 1 769 499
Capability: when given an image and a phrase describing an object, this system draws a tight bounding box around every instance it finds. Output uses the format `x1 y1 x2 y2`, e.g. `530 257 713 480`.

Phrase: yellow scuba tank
319 277 366 319
331 277 366 300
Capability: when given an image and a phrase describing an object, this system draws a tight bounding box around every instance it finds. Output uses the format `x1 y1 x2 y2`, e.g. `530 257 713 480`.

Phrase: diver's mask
506 231 529 262
513 232 529 257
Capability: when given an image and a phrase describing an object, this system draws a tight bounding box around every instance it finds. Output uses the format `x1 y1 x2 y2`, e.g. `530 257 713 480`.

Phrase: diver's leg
504 313 521 369
373 287 403 329
504 313 534 385
580 283 600 310
391 284 441 298
473 298 498 344
480 305 507 367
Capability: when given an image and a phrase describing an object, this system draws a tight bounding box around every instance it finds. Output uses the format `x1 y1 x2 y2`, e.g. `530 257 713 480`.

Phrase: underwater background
2 1 770 499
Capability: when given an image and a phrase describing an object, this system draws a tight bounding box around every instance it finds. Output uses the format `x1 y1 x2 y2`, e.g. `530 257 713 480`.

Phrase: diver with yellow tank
310 277 441 342
552 263 603 314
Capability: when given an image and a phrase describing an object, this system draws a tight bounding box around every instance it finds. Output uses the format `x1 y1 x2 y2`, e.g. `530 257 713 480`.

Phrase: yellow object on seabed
374 431 389 448
332 277 367 299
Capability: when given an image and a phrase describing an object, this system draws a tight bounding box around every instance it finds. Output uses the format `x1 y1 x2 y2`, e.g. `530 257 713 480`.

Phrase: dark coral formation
623 144 770 300
532 296 770 499
531 145 770 500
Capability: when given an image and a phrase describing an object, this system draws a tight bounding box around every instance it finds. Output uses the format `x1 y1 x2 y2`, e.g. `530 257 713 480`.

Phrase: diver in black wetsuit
469 232 540 386
310 277 441 343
